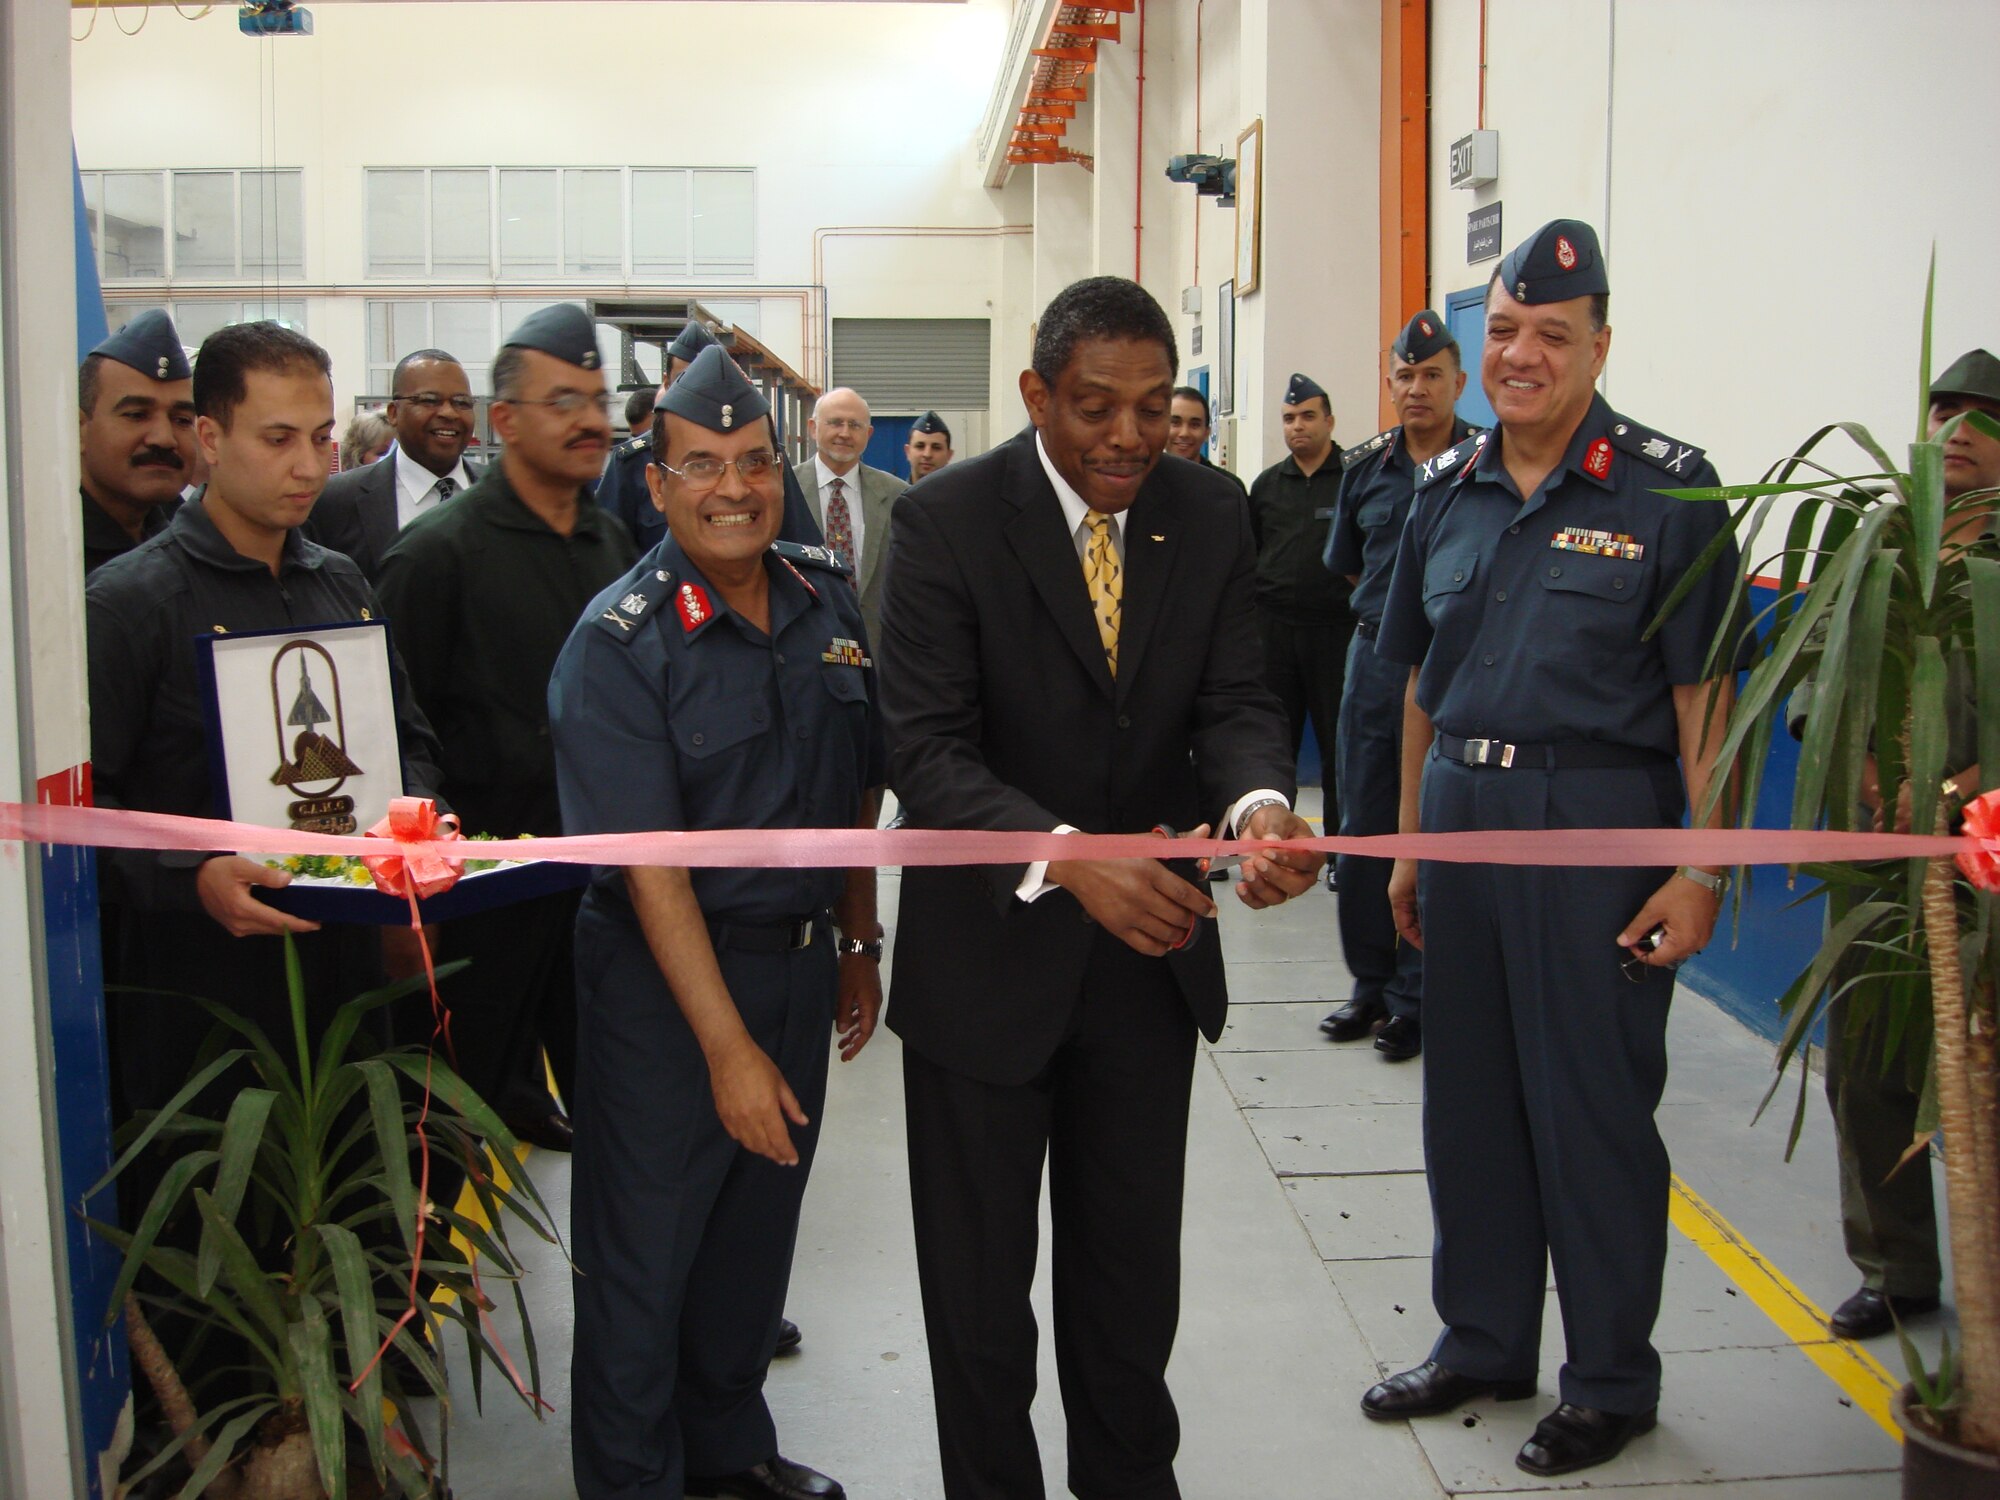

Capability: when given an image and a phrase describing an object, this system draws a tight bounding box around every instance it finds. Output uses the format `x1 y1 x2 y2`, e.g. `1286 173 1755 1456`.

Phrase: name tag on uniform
1549 527 1644 561
822 638 872 668
1314 506 1338 520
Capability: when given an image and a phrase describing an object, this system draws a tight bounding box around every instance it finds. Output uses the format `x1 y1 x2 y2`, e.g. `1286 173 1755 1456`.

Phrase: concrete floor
428 791 1937 1498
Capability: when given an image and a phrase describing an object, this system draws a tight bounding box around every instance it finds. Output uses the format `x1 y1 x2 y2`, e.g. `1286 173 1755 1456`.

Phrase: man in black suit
305 347 481 578
878 276 1322 1500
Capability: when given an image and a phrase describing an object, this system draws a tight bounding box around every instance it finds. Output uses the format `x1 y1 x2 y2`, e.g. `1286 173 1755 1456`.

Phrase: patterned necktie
825 475 855 567
1082 511 1122 677
433 477 456 503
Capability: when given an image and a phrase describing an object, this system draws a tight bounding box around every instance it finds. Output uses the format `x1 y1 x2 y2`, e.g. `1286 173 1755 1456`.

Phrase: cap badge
676 582 713 631
1418 318 1433 337
1555 235 1578 270
1516 281 1528 299
721 403 734 429
581 351 600 369
1584 438 1613 479
157 356 171 378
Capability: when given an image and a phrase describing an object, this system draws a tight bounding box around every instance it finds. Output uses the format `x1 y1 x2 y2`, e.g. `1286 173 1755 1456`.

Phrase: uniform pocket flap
670 692 771 759
1423 549 1478 599
822 667 870 703
1539 558 1638 602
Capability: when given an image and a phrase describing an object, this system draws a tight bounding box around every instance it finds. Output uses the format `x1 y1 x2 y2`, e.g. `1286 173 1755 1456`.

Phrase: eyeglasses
506 391 615 417
659 452 780 489
395 392 477 413
816 417 868 432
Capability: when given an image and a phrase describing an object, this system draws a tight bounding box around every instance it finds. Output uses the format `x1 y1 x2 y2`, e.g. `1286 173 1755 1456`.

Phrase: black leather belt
1435 733 1671 771
1355 619 1379 641
707 913 825 953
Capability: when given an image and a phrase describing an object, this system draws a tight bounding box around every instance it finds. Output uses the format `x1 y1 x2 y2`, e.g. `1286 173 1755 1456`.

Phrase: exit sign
1450 130 1499 190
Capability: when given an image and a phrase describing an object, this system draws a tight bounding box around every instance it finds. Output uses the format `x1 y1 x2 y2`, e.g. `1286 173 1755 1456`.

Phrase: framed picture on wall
1215 279 1236 416
1234 118 1264 296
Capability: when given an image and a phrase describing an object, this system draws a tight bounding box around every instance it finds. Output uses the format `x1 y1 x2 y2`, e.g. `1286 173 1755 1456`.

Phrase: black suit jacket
879 428 1294 1085
304 451 483 582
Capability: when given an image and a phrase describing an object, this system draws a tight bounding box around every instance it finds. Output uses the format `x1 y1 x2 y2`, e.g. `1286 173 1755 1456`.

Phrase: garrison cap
912 410 951 440
1392 309 1455 365
1494 218 1608 305
90 309 191 383
501 303 601 369
658 345 769 433
667 320 719 365
1283 372 1328 407
1931 348 2000 406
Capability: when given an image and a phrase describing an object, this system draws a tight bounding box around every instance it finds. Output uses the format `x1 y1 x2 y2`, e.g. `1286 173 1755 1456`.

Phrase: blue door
864 417 915 480
1445 287 1497 428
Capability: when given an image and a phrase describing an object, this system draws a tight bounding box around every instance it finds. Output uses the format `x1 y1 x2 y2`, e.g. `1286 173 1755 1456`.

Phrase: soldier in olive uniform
1366 221 1740 1478
79 310 196 576
552 346 882 1500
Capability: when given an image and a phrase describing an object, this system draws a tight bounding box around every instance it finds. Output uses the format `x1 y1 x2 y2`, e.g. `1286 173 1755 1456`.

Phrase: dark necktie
826 475 855 569
434 476 457 503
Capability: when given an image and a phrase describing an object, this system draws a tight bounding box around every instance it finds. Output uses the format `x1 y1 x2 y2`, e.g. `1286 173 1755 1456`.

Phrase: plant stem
124 1294 243 1500
1920 838 2000 1453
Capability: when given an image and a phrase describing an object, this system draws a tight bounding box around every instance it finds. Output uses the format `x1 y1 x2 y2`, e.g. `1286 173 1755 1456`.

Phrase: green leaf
1906 634 1949 861
1917 246 1937 446
315 961 471 1096
383 1053 558 1232
190 1186 291 1349
117 1394 271 1486
289 1293 349 1500
176 1401 272 1500
199 1088 277 1299
316 1221 386 1478
357 1059 420 1257
103 1148 219 1323
87 1049 246 1198
1908 441 1945 606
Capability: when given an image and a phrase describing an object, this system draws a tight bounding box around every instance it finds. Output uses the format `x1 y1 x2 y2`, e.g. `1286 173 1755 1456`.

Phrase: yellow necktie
1082 511 1122 677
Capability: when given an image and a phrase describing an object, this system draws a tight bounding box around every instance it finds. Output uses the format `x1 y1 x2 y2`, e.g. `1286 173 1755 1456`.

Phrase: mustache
130 446 185 471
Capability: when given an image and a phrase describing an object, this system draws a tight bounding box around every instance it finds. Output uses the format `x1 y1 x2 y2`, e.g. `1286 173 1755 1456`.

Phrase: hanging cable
111 4 149 37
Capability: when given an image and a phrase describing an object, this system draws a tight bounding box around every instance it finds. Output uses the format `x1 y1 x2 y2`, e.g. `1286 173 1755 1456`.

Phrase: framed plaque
1234 118 1264 296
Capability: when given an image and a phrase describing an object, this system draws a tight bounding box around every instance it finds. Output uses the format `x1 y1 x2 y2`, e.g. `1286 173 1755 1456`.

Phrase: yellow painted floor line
1669 1174 1902 1441
429 1141 530 1311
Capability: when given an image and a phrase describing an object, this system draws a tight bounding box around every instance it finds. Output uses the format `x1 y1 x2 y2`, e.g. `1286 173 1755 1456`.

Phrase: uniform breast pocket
1536 557 1645 659
1421 547 1478 631
1357 495 1396 531
669 690 771 761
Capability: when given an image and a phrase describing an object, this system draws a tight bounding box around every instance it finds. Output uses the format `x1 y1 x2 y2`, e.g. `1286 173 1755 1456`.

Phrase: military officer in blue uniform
1319 311 1478 1061
551 345 883 1500
79 310 196 576
1365 221 1741 1478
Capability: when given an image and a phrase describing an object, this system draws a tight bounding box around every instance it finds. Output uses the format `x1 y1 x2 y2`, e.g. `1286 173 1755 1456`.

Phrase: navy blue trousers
1418 750 1681 1414
1334 633 1423 1022
570 909 835 1500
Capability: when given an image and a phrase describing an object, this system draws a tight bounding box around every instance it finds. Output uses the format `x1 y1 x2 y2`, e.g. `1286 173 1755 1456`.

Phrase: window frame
81 168 305 284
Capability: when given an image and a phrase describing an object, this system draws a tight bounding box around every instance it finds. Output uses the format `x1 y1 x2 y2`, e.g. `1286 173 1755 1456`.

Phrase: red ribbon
362 797 465 900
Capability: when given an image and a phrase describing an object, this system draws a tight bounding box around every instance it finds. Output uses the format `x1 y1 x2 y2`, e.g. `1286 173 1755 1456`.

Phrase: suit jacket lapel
859 468 895 598
1001 436 1115 698
1112 478 1179 702
798 466 823 529
364 458 399 565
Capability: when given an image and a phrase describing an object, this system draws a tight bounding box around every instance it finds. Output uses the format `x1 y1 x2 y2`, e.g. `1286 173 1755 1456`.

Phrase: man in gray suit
305 347 482 579
798 387 906 648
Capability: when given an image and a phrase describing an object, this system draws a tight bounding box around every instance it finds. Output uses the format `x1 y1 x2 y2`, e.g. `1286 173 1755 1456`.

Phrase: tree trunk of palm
1920 836 2000 1454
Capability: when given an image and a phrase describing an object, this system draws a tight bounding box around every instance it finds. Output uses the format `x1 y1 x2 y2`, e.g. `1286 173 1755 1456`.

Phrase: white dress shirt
1017 432 1290 901
394 448 474 532
814 454 867 564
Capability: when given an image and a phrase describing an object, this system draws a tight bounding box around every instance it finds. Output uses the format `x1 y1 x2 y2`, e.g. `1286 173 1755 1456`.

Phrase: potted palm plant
90 940 561 1500
1653 277 1999 1493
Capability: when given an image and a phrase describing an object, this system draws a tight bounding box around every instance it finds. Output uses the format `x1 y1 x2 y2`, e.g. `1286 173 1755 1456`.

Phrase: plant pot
1894 1383 2000 1498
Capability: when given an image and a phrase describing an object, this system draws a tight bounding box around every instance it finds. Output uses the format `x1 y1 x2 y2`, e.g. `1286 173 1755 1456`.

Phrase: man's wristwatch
838 937 884 962
1674 866 1729 897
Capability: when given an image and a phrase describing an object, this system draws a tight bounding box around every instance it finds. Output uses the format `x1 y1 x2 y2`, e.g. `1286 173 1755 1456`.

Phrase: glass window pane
103 171 167 279
81 174 103 270
691 170 753 278
631 169 689 275
367 300 394 366
431 170 491 275
432 302 493 366
563 169 622 277
392 301 429 363
103 300 167 334
498 300 557 343
170 301 241 347
367 169 426 275
241 170 303 277
240 296 306 330
498 170 557 276
173 172 236 279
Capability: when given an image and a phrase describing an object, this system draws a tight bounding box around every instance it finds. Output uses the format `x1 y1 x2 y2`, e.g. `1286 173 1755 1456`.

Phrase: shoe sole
1361 1379 1538 1421
1515 1411 1657 1477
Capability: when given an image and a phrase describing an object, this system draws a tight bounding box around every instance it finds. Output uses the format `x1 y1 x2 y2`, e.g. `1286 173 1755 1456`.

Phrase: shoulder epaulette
617 435 649 459
592 564 671 644
771 539 851 575
1605 418 1706 479
1343 426 1400 471
1414 430 1489 490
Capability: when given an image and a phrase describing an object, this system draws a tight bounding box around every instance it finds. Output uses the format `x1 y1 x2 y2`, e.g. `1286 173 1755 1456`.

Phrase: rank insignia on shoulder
771 540 849 576
822 638 872 669
1608 419 1706 477
677 581 714 632
621 436 647 456
1344 426 1400 470
618 591 649 616
1417 430 1486 488
1584 438 1614 480
1551 526 1644 561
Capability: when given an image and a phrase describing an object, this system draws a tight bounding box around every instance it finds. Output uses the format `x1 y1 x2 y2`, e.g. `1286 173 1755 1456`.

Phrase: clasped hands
1050 805 1324 958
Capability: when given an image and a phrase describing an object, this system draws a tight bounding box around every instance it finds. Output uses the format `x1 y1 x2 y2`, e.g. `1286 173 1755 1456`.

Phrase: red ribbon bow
362 797 465 900
1956 788 2000 891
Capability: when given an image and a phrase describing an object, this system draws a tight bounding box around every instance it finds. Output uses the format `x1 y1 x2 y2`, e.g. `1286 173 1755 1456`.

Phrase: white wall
70 0 1025 424
1429 0 2000 555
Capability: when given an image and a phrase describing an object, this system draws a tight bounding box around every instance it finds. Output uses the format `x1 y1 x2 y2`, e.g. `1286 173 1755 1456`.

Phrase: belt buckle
793 919 813 950
1463 738 1517 769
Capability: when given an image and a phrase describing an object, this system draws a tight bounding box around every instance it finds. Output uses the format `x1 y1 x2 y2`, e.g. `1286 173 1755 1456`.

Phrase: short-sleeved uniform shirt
375 463 637 838
1375 394 1737 757
549 535 887 926
1326 419 1477 630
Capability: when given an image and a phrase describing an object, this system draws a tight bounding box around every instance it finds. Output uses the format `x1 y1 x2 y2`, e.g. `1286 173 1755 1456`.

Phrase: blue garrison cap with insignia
1284 372 1327 407
658 345 770 433
1392 309 1455 365
667 320 718 365
912 410 950 439
91 309 191 383
501 303 602 370
1494 218 1608 305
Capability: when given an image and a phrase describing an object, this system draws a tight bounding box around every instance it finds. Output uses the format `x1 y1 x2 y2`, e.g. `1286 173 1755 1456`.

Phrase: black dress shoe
1321 996 1386 1041
685 1455 845 1500
1828 1285 1941 1340
1516 1402 1657 1477
1361 1360 1537 1420
507 1111 574 1152
1374 1015 1421 1061
774 1316 802 1355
